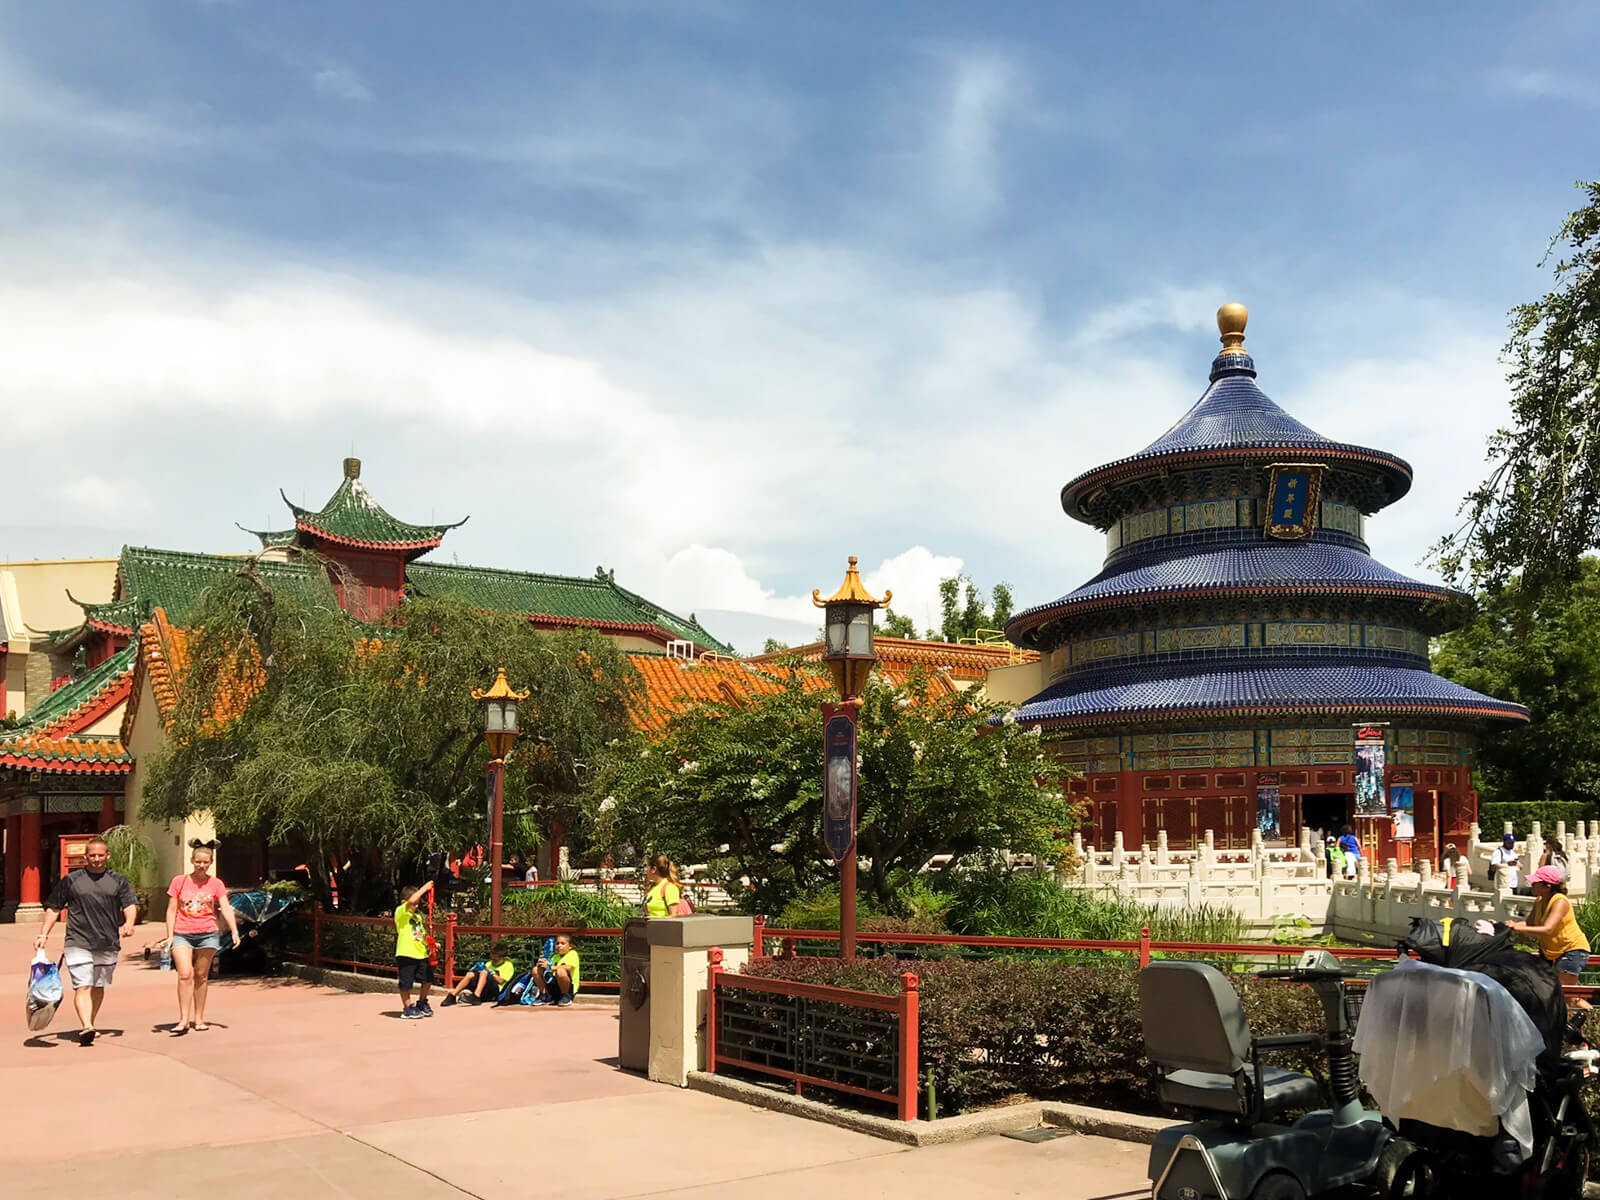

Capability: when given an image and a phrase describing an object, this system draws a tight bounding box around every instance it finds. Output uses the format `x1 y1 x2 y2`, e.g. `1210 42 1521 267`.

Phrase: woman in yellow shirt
643 855 683 917
1509 866 1592 1008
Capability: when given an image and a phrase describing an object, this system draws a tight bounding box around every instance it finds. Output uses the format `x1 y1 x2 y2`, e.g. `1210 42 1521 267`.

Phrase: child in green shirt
532 934 581 1007
441 940 515 1006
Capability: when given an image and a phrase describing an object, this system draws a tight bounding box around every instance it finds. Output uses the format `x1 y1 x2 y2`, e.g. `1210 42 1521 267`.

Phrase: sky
1 2 1597 654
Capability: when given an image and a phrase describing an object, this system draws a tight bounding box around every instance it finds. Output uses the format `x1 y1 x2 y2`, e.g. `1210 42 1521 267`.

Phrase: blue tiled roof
1060 358 1412 520
1008 542 1457 644
1012 662 1530 727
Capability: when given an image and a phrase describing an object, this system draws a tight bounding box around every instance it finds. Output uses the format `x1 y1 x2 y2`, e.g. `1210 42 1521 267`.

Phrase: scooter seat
1160 1065 1322 1119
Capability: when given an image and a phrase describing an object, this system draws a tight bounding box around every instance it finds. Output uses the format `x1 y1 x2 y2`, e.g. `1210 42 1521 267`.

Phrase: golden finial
812 555 891 608
1216 302 1248 356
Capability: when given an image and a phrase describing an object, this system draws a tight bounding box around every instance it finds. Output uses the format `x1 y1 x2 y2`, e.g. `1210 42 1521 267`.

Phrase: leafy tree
938 575 1015 642
761 637 791 654
878 609 921 639
1433 181 1600 596
1432 556 1600 807
587 666 1078 912
140 560 640 911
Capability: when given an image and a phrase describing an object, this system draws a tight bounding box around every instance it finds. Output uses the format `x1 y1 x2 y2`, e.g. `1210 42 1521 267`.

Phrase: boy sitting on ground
441 941 515 1006
531 934 581 1007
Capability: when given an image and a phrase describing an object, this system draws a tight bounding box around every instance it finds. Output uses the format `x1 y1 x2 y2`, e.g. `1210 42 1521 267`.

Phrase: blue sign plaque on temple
1002 303 1528 863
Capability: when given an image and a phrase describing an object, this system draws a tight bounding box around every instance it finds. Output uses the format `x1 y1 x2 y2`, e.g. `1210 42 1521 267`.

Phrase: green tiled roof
247 460 466 554
406 563 735 655
78 595 154 632
16 642 137 733
117 547 327 624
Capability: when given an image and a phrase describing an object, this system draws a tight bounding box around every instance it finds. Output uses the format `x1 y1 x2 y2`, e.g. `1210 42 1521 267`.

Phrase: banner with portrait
1354 726 1387 816
1256 772 1282 840
1390 784 1415 840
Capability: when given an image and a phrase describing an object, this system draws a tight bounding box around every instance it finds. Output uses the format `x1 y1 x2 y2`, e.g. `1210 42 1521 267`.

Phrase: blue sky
1 2 1597 651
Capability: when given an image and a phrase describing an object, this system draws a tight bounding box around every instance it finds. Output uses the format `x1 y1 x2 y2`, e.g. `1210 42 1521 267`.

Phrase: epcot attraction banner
1353 725 1387 817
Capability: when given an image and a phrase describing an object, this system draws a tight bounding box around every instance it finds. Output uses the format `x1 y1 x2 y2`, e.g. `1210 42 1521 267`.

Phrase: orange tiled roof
122 608 262 742
625 650 964 735
0 732 130 774
744 636 1035 684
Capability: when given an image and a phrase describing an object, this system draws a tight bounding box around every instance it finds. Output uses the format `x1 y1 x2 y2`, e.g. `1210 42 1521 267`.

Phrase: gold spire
813 555 891 608
343 457 362 479
1216 302 1249 356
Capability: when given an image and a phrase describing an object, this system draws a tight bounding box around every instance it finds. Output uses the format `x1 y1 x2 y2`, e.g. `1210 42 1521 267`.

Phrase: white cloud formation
926 49 1021 224
311 63 372 103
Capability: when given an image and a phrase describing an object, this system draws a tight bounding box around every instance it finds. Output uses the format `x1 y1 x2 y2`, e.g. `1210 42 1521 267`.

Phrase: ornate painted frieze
1056 618 1428 672
1106 493 1365 554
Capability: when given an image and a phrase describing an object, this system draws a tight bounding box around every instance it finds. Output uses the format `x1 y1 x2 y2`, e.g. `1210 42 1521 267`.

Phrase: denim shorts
1555 949 1590 976
170 932 221 951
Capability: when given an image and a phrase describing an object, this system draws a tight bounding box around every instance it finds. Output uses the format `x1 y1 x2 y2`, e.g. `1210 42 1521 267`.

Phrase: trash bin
618 917 652 1072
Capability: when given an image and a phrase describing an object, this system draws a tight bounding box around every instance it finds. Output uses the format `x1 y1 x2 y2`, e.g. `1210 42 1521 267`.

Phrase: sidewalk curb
278 962 619 1007
684 1071 1172 1148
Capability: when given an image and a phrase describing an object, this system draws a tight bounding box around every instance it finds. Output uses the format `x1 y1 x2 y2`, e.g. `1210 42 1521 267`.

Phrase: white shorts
63 947 120 988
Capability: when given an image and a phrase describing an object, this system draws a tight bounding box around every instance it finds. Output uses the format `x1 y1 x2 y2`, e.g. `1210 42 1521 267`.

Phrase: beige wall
123 676 215 883
983 659 1047 706
0 558 119 719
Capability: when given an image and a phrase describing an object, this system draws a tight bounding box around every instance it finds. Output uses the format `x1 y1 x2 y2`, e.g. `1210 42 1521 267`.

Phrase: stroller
215 889 305 976
1353 917 1596 1198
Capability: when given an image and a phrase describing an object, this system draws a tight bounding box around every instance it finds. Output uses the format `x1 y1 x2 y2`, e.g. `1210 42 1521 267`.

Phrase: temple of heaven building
1003 303 1528 864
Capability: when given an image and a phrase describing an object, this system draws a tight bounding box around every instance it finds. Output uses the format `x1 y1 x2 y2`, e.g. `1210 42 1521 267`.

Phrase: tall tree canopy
587 667 1078 912
140 561 639 910
880 574 1016 641
1432 556 1600 808
1433 181 1600 596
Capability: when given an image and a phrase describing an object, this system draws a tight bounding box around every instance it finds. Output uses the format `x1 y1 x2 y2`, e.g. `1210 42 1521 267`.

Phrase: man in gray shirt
36 836 139 1045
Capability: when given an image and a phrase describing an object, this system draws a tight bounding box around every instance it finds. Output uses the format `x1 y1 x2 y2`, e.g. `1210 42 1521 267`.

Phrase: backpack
504 971 535 1005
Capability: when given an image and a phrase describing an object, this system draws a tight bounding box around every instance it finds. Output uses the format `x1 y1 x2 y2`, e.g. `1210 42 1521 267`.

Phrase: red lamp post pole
489 756 506 928
841 838 858 964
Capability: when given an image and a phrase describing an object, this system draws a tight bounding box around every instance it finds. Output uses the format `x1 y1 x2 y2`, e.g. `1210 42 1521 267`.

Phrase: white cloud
862 546 965 636
311 63 372 103
926 50 1020 224
1486 66 1599 107
62 475 149 517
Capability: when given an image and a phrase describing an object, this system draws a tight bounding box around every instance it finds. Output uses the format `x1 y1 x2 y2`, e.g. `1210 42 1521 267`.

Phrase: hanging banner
1390 783 1415 840
822 704 858 864
1353 725 1387 816
1255 772 1282 839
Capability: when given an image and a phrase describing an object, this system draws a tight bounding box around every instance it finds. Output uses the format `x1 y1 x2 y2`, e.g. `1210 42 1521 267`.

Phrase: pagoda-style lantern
811 556 890 961
472 666 530 926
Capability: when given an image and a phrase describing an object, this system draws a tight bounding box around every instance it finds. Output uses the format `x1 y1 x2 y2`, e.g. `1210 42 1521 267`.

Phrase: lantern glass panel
503 700 519 734
825 609 849 656
483 701 505 735
847 608 873 656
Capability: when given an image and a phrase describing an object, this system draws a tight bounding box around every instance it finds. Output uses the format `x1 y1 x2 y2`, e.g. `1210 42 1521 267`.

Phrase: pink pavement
1 920 1151 1199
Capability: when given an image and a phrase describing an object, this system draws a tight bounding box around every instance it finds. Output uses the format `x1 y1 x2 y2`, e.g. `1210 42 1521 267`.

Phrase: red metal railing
707 946 920 1120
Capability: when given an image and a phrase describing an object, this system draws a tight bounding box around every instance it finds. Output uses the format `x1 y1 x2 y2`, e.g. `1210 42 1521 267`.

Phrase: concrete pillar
1187 857 1203 906
1111 831 1125 873
648 915 753 1087
1156 830 1169 867
1137 845 1152 883
1418 858 1433 885
1205 829 1216 851
17 806 42 919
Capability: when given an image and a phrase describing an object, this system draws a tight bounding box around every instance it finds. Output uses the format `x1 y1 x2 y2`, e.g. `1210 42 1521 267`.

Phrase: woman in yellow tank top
1509 865 1592 1007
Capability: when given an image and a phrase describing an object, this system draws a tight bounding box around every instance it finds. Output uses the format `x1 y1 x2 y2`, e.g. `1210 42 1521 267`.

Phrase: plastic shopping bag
26 950 63 1032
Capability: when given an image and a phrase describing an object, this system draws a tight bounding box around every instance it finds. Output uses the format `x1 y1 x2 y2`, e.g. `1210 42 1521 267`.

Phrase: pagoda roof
116 547 325 625
245 458 466 557
405 562 733 655
1060 311 1412 524
1011 661 1530 729
1007 542 1460 646
0 732 130 775
745 635 1036 684
12 642 137 734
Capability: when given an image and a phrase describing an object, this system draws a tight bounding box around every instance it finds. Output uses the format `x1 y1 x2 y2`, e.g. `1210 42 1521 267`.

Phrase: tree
938 575 1015 642
878 609 920 639
1433 181 1600 597
1432 556 1600 808
140 559 640 911
761 637 791 654
587 666 1078 912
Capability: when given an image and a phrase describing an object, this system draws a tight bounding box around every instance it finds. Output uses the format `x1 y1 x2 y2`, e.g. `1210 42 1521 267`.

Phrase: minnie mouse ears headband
189 838 219 851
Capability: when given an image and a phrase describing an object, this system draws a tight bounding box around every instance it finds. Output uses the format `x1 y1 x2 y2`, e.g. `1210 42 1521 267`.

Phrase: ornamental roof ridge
270 458 468 555
0 731 132 774
1059 303 1413 523
4 640 137 735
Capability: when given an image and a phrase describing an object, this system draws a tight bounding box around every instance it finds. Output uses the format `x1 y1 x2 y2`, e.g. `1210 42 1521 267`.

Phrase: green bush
493 882 636 929
739 957 1320 1117
1478 801 1598 839
941 867 1246 943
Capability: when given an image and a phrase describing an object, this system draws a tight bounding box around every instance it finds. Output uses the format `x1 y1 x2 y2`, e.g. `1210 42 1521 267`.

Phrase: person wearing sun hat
1509 865 1592 1008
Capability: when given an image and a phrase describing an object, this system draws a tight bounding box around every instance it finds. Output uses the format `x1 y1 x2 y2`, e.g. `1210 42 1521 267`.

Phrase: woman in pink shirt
164 840 239 1034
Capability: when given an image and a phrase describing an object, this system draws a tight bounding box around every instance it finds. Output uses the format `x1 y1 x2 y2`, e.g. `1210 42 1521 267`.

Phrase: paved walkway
2 922 1150 1198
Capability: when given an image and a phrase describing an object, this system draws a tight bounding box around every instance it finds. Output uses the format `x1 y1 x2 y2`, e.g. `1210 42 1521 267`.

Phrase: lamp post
472 666 529 927
813 556 889 962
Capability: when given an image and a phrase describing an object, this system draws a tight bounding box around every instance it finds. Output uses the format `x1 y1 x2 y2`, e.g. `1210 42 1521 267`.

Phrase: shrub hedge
739 957 1321 1117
